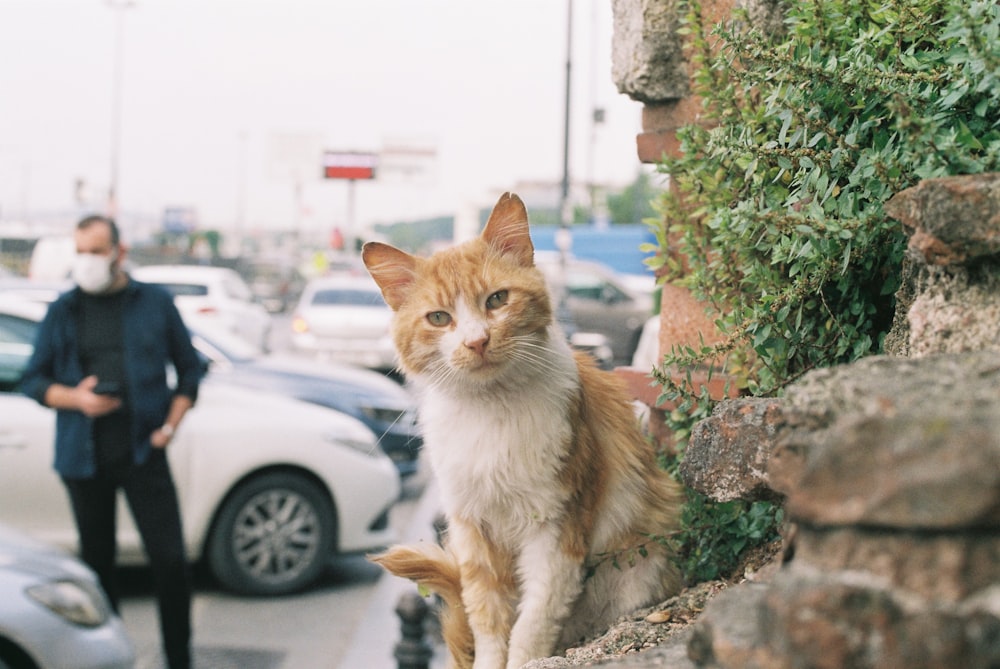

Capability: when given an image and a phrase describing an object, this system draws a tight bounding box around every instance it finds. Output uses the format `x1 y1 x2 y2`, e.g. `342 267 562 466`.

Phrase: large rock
884 173 1000 266
884 174 1000 356
612 0 691 103
612 0 789 104
691 566 1000 669
769 352 1000 528
904 265 1000 357
687 352 1000 669
680 398 784 502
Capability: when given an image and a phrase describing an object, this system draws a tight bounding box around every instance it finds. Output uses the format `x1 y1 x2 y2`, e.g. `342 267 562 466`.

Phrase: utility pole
559 0 573 237
556 0 576 337
107 0 135 219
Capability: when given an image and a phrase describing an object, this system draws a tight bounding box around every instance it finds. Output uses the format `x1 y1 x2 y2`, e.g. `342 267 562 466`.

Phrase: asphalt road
120 471 430 669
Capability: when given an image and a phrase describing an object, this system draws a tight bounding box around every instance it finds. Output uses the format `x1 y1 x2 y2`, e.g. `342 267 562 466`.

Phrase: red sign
323 151 378 180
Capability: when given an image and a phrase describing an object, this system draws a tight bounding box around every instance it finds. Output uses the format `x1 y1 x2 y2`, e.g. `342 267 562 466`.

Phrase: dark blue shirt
21 278 202 479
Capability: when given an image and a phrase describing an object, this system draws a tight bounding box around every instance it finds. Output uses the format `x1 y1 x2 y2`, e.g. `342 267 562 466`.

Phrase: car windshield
152 283 209 297
0 313 37 391
190 323 260 363
311 289 385 307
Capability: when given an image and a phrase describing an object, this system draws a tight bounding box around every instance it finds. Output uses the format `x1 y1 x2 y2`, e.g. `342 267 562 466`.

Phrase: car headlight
338 438 384 456
27 579 112 627
323 418 384 457
359 406 406 424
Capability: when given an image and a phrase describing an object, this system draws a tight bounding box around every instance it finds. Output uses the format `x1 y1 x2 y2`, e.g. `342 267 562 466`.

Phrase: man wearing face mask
21 214 201 669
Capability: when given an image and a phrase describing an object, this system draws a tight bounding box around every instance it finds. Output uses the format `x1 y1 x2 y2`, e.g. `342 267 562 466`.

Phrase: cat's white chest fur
418 348 579 542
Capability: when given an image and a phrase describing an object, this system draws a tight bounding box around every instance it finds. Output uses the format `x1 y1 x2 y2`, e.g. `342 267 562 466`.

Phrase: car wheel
207 471 336 596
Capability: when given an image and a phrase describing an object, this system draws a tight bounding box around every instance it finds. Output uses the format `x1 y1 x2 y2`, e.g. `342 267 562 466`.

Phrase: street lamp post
555 0 576 337
559 0 573 235
107 0 135 218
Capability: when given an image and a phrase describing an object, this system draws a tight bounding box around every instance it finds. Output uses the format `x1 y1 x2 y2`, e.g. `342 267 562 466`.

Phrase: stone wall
610 0 785 449
688 351 1000 669
528 174 1000 668
611 0 795 445
678 174 1000 668
505 2 1000 666
581 1 1000 666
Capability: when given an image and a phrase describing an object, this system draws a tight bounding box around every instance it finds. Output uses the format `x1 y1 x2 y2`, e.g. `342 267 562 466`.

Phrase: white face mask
72 251 117 294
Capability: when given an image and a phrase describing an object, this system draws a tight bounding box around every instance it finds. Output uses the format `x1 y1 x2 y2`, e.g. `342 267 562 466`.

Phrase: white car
131 265 273 352
0 297 400 596
290 276 397 370
0 522 135 669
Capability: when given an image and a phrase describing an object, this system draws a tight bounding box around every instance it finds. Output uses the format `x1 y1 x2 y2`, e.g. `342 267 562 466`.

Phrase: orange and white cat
363 193 682 669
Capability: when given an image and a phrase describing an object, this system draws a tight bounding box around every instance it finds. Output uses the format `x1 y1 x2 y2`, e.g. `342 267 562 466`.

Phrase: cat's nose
465 334 490 356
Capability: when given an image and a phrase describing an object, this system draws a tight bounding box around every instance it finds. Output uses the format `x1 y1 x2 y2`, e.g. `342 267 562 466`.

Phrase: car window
0 313 37 391
153 282 209 297
223 276 253 302
564 269 619 301
190 326 258 363
311 289 386 307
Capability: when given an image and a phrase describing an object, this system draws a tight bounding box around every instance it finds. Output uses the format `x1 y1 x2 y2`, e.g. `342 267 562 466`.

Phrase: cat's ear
362 242 417 310
482 192 534 267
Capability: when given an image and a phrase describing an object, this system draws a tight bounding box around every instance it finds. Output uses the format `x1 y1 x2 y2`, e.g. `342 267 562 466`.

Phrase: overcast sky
0 0 651 241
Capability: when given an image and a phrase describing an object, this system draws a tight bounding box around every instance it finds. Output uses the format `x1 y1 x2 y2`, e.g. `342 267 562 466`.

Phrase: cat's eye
485 290 509 310
427 311 452 327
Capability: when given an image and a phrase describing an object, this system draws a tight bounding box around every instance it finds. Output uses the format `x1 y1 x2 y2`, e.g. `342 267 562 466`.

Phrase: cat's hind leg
560 541 680 648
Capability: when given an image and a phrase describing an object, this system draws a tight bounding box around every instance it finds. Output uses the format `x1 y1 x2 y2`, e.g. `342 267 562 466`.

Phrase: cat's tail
369 542 474 669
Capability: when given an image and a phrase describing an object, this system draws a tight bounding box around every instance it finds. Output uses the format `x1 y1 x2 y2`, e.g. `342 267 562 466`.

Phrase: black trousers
63 449 192 669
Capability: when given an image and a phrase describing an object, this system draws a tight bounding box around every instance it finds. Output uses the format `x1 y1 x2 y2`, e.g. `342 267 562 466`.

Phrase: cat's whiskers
507 335 565 364
422 360 462 393
370 402 411 449
507 352 565 379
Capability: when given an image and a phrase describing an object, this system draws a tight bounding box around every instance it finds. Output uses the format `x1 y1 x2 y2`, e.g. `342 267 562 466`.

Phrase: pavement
338 473 448 669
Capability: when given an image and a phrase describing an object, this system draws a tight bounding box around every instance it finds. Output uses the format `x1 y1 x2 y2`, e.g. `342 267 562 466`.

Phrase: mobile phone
93 380 122 396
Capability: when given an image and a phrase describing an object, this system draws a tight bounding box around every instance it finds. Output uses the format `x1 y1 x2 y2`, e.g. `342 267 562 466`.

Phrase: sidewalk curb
338 477 446 669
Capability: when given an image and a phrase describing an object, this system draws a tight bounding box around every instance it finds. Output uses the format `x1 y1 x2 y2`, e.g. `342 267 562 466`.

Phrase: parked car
290 276 396 371
0 296 400 596
535 252 654 366
27 234 75 281
0 276 72 305
188 317 423 477
0 522 135 669
131 264 272 352
236 257 305 314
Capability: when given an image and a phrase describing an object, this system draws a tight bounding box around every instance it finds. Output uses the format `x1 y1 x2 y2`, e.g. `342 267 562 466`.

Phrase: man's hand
150 425 174 449
75 375 123 417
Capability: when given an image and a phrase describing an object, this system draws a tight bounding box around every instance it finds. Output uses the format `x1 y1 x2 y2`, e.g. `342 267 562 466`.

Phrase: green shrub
676 494 784 584
649 0 1000 583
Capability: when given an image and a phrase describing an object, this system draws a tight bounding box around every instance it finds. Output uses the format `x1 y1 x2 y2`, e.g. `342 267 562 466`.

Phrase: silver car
131 264 273 353
535 252 655 367
290 276 397 371
0 522 135 669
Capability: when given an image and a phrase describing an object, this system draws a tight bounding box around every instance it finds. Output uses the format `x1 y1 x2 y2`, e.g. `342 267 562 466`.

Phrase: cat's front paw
472 653 505 669
472 640 508 669
505 649 535 669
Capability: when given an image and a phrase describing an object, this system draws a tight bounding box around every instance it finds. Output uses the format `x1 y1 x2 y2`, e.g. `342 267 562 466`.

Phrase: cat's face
363 193 553 386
